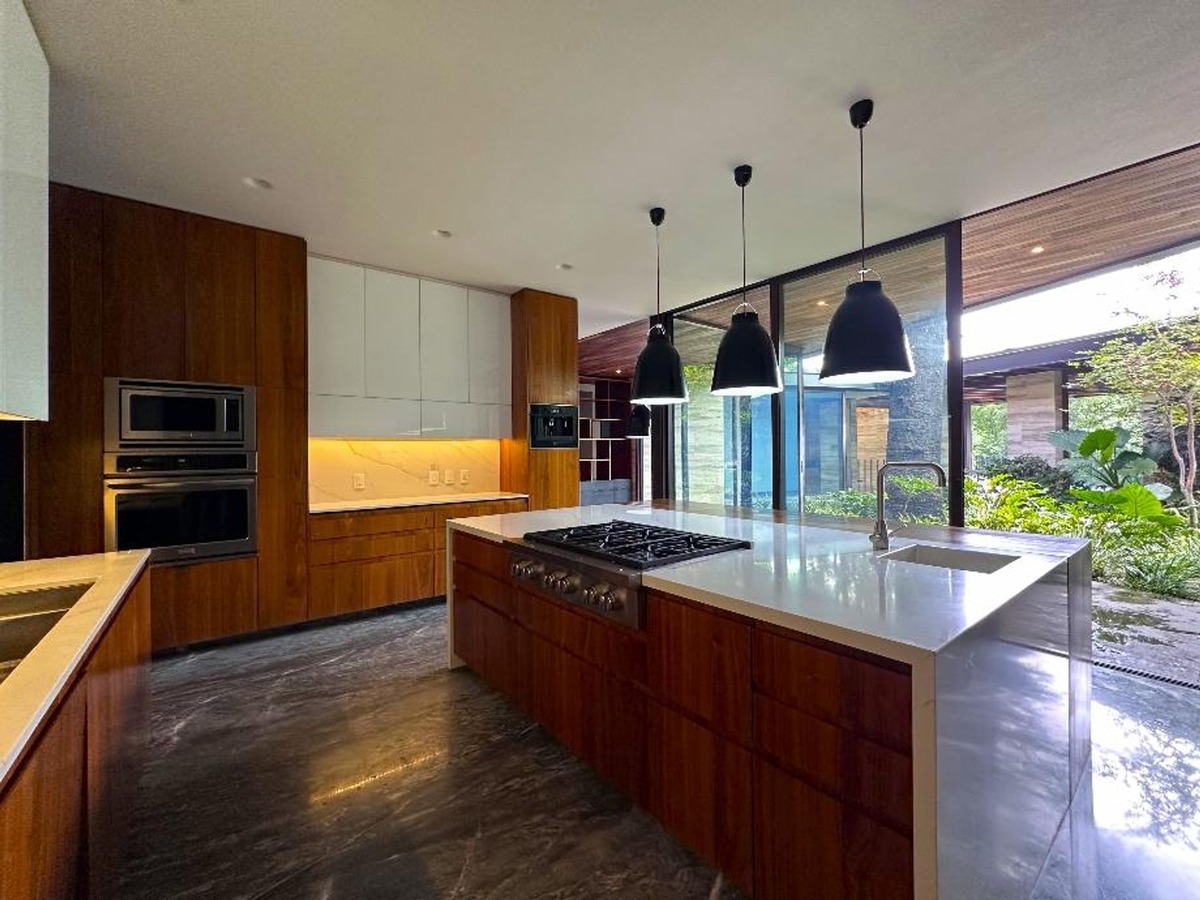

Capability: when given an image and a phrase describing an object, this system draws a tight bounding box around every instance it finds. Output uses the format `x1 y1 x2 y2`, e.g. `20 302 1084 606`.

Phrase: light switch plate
352 472 366 491
443 469 455 485
428 467 439 486
459 469 470 485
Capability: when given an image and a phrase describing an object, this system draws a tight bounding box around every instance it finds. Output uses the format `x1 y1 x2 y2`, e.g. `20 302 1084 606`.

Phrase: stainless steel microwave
105 378 256 450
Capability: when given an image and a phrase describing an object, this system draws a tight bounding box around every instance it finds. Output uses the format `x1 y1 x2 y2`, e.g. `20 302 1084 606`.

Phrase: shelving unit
579 377 634 504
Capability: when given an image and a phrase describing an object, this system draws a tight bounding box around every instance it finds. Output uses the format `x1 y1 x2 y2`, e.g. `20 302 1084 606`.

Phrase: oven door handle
105 478 256 491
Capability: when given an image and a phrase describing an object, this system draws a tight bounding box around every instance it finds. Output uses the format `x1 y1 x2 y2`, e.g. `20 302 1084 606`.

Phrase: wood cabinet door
418 280 469 402
648 593 752 743
256 387 309 628
308 562 362 620
48 184 103 377
102 196 186 379
307 257 364 397
360 552 436 609
648 701 753 893
184 216 256 384
85 571 151 900
255 231 308 390
754 758 844 900
0 683 86 900
150 557 258 650
364 268 420 399
467 289 511 404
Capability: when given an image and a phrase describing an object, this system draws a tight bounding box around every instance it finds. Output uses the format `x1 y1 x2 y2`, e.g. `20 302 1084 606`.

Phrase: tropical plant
1047 427 1166 493
979 454 1075 500
969 402 1007 466
1074 313 1200 525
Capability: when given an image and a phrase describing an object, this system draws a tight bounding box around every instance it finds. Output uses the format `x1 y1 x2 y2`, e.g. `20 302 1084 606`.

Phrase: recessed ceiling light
557 262 574 271
432 229 453 239
816 300 828 307
1030 245 1045 255
615 368 622 374
241 176 274 190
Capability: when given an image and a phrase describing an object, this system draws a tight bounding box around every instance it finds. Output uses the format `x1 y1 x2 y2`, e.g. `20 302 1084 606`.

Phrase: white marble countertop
310 492 529 515
0 550 150 790
448 505 1088 662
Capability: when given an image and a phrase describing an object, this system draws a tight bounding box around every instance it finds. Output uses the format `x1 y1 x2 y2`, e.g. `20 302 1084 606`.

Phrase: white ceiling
26 0 1200 336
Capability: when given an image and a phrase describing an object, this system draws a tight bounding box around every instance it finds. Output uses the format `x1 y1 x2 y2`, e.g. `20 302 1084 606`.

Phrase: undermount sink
881 544 1018 575
0 582 92 685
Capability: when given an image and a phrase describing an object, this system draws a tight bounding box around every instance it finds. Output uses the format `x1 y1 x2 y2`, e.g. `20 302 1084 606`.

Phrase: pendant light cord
741 181 747 302
655 222 661 321
859 125 866 280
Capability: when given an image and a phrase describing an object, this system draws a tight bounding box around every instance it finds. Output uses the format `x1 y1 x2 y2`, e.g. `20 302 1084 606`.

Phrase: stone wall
1005 371 1067 462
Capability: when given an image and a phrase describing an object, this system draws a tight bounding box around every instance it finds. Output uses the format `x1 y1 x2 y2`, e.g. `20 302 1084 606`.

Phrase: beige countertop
0 550 150 791
309 492 529 515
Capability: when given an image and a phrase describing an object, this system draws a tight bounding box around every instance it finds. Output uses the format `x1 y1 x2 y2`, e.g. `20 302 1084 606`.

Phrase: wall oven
105 378 255 449
103 379 258 562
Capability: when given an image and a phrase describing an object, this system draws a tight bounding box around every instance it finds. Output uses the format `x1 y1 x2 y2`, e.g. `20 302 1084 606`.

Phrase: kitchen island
446 505 1091 900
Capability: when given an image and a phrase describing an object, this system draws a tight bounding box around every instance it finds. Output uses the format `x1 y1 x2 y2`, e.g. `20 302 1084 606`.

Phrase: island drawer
451 532 510 580
752 626 912 753
754 693 912 834
516 587 647 683
453 561 516 620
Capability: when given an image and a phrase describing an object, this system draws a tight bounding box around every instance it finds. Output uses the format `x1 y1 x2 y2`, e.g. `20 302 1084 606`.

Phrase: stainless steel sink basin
881 544 1018 574
0 582 92 685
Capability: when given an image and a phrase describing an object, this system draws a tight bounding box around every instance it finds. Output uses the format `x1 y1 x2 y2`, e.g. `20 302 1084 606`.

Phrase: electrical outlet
352 473 366 491
459 468 470 485
428 466 439 486
443 469 455 485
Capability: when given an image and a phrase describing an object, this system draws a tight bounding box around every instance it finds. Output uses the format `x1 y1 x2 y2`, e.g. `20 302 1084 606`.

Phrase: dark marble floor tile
121 605 742 899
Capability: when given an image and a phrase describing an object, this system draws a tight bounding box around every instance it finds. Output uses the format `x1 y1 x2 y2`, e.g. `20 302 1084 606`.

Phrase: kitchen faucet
870 461 948 551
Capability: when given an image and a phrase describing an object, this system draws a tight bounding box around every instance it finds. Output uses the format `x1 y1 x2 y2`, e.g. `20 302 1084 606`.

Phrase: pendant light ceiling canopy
712 164 783 397
632 206 688 405
819 99 914 386
626 403 651 439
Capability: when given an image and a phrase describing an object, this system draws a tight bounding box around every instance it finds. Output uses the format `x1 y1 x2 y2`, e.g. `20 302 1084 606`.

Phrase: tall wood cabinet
27 185 309 650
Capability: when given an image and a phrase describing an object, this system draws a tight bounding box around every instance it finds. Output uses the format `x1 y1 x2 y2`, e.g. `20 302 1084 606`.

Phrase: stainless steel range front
509 520 751 629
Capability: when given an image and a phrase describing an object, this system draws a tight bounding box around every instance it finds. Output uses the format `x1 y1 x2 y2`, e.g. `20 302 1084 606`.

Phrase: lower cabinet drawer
150 557 258 650
361 553 436 609
308 562 362 620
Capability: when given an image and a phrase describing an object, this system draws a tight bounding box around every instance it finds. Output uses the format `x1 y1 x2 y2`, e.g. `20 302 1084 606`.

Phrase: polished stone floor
121 602 1200 899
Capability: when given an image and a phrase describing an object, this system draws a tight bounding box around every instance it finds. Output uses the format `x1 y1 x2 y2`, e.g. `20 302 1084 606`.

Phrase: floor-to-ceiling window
781 234 951 524
672 287 773 509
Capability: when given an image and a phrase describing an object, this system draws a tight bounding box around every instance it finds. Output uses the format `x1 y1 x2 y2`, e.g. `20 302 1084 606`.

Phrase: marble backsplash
308 439 502 502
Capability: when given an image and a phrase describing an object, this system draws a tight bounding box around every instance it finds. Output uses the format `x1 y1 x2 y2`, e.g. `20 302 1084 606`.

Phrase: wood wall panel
101 196 186 380
85 571 150 900
0 683 86 900
184 217 256 384
150 557 258 650
24 374 104 559
47 184 103 377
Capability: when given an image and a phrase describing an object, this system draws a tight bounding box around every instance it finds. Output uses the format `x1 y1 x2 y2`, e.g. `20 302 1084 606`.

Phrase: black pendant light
819 99 914 385
712 164 782 396
626 404 651 439
632 207 688 405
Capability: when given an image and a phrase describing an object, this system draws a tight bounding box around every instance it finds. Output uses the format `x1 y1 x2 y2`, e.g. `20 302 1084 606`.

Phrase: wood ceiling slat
963 143 1200 306
578 318 648 377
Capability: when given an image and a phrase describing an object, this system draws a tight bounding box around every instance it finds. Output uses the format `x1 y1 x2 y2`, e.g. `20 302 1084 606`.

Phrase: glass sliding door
673 287 773 509
781 234 950 524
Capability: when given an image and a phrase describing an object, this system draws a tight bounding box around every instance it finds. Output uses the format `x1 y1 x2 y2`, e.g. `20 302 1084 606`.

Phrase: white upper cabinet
307 257 364 397
364 268 420 399
307 257 510 438
418 280 469 402
0 0 49 420
468 289 512 405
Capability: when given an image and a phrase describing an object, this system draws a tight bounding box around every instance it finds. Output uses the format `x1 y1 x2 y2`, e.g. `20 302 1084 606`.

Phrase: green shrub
805 489 876 519
1119 538 1200 600
978 455 1075 500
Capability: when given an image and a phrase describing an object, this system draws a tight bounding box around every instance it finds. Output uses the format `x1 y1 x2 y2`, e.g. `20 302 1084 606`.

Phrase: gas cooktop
522 519 751 570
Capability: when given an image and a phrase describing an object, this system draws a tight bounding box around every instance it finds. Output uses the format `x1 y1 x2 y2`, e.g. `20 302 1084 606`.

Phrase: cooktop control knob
544 570 568 591
510 560 526 578
559 574 581 595
601 589 625 612
585 583 610 606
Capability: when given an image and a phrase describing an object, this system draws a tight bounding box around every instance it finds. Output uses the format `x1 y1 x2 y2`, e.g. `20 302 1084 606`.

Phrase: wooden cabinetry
308 498 526 621
150 557 258 650
0 570 151 900
184 216 256 384
101 195 187 380
255 231 309 629
450 531 918 898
